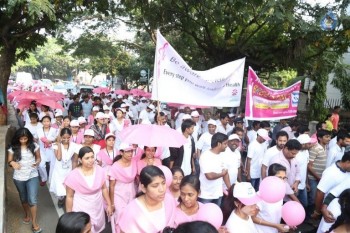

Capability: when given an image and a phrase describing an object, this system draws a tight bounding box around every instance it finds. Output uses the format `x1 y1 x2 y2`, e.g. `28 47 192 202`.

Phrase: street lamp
140 69 150 92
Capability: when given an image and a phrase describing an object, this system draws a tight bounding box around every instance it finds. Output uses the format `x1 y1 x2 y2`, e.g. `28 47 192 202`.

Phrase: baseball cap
103 105 110 111
105 132 116 140
117 94 123 99
229 134 241 141
84 129 94 137
147 104 155 111
70 120 79 127
191 111 200 117
297 134 317 144
95 112 105 119
54 109 63 117
121 103 128 108
257 128 271 141
92 106 100 111
207 119 217 126
119 143 134 151
233 182 261 205
78 117 87 124
182 114 192 120
140 97 147 101
228 113 235 118
234 117 244 123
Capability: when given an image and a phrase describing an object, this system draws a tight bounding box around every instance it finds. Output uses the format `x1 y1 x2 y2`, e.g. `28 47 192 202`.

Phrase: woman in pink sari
137 146 162 175
109 143 138 233
169 167 184 202
70 120 84 144
96 133 118 177
119 165 176 233
65 146 113 233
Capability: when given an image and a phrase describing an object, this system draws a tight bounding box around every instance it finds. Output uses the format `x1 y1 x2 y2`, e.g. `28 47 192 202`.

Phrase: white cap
120 103 128 108
104 113 111 119
119 143 134 151
117 94 123 99
70 120 79 127
207 119 217 126
228 113 235 118
116 108 126 113
233 182 261 205
128 96 134 101
140 97 147 101
257 128 271 141
84 129 94 137
78 117 86 124
189 107 196 110
191 111 199 117
105 133 115 140
54 109 63 117
182 114 192 120
229 134 241 141
95 112 105 119
103 105 110 111
179 106 185 110
147 104 155 111
92 106 100 111
297 134 317 144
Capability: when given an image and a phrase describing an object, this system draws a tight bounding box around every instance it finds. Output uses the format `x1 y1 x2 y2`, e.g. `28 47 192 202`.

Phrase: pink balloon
259 176 286 203
196 203 223 229
159 165 172 187
282 201 305 226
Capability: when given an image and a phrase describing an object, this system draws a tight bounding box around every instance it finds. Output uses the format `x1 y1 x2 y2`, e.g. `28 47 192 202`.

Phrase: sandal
22 218 31 224
32 226 42 233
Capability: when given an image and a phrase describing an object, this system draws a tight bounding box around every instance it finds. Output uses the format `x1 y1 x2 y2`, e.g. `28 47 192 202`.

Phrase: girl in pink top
169 167 184 202
70 120 84 144
118 165 176 233
137 146 162 175
64 146 113 233
109 143 138 233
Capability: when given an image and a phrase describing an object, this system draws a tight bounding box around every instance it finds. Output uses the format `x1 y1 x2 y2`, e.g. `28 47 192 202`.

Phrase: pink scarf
109 159 138 183
97 148 118 166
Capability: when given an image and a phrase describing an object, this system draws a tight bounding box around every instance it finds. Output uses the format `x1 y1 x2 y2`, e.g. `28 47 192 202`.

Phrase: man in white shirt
216 112 233 135
222 134 242 187
261 130 289 179
247 121 261 144
129 98 140 124
198 132 231 206
138 104 155 124
196 119 217 155
191 110 201 142
81 94 93 120
326 131 350 168
246 128 270 191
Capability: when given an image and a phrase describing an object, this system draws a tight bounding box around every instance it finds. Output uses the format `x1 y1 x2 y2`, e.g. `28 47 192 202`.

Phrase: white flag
152 30 245 107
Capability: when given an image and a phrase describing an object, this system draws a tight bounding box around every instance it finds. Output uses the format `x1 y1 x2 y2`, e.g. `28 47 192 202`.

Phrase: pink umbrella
36 99 64 110
130 89 146 96
93 87 110 94
119 124 187 148
115 89 130 95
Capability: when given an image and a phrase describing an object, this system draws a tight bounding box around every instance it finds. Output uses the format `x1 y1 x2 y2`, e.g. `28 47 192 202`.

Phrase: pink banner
245 67 301 120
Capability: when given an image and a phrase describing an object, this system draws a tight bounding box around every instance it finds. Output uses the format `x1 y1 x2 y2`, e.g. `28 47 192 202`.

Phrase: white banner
152 30 245 107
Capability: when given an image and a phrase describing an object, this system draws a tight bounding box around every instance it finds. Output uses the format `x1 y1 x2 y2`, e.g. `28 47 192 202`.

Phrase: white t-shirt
25 122 43 140
328 137 337 149
226 212 257 233
138 109 150 123
129 104 140 121
330 176 350 197
247 130 257 144
262 146 280 167
222 147 241 187
255 199 283 233
326 144 344 168
199 150 224 199
247 140 266 179
295 150 310 189
181 137 193 176
317 198 341 233
196 132 213 154
216 122 233 135
317 163 349 195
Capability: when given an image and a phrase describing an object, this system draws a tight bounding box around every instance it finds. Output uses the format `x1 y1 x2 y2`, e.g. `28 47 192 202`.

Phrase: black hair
136 165 165 198
113 108 124 118
163 221 218 233
268 163 287 176
60 127 72 137
178 175 200 203
181 119 196 133
211 132 228 148
284 139 302 151
276 130 289 140
325 114 332 120
260 121 270 128
78 146 94 160
341 152 350 163
317 129 332 139
334 106 341 110
232 127 244 134
219 112 229 120
221 185 242 225
316 121 326 131
29 112 39 121
41 105 50 111
337 131 350 141
154 111 165 123
41 115 51 123
297 125 310 135
9 128 36 161
289 121 300 128
113 147 132 163
55 211 90 233
63 116 71 121
140 146 157 159
171 167 184 176
252 121 261 128
28 102 39 114
328 189 350 232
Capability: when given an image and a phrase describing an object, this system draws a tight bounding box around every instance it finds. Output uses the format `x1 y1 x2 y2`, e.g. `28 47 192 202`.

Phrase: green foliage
266 69 298 89
332 61 350 110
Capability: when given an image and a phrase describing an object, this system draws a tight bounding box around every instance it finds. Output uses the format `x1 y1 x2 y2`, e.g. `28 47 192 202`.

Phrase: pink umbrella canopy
119 124 187 148
129 89 146 96
93 87 110 94
115 89 130 95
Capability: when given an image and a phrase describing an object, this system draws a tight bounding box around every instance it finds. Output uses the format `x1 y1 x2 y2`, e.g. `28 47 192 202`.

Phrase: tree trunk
0 47 16 125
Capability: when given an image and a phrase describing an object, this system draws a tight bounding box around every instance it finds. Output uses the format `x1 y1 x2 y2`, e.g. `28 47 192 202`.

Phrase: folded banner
152 30 245 107
245 67 301 120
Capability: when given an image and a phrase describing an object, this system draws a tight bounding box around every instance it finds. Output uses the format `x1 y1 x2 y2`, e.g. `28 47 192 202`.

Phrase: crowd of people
7 90 350 233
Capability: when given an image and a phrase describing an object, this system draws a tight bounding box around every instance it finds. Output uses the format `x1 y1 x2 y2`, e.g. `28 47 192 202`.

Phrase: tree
118 0 350 121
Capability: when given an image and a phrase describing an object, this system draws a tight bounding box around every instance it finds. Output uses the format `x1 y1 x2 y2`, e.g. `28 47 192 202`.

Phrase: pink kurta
119 193 176 233
64 166 107 233
109 159 138 233
173 202 204 227
70 132 84 144
137 159 162 175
